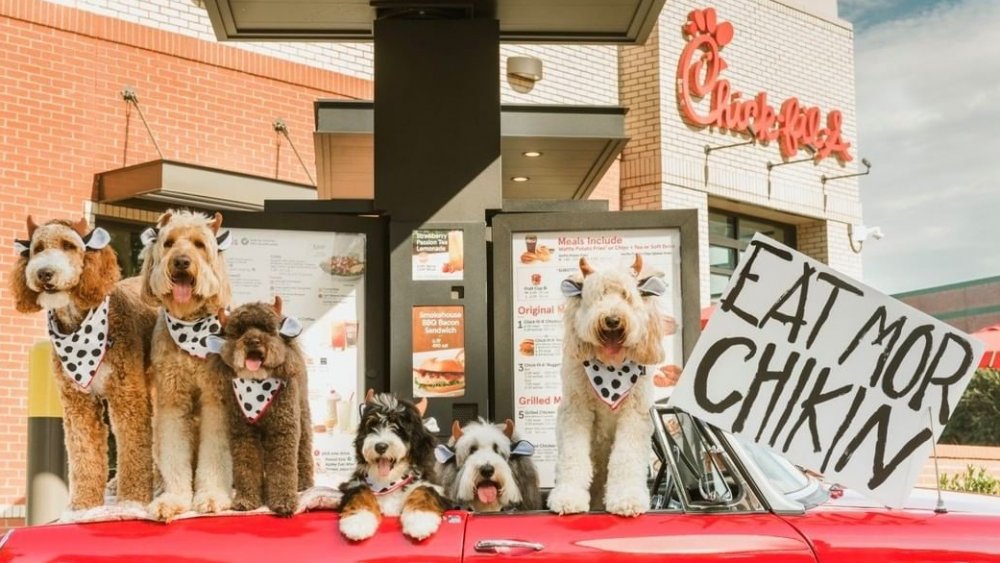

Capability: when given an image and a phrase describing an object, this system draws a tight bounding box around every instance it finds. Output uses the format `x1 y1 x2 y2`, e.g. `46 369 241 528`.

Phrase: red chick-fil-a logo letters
676 8 853 164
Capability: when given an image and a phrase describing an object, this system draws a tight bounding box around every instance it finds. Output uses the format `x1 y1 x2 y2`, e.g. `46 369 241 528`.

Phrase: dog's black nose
604 315 621 330
374 442 389 455
173 255 191 271
37 269 54 283
480 464 494 478
245 337 261 347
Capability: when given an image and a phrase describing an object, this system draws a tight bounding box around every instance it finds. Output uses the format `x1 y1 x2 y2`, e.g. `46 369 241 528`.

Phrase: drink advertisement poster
226 227 366 487
412 229 464 281
412 305 466 398
510 229 684 487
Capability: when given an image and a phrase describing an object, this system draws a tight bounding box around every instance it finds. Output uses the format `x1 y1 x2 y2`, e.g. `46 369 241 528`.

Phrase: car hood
826 486 1000 514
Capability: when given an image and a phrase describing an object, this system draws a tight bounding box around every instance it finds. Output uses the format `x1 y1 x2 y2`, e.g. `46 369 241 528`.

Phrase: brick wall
500 45 618 105
0 0 368 524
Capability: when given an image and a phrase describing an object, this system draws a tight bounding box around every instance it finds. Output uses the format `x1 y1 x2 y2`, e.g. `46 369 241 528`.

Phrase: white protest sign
669 234 983 508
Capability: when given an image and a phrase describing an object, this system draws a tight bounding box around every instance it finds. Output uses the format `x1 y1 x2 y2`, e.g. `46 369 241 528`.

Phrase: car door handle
474 539 545 553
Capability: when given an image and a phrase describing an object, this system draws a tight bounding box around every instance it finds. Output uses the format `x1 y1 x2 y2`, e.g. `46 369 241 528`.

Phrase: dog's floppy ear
502 419 514 439
638 274 667 297
451 420 464 441
414 396 428 417
434 443 456 464
561 278 583 298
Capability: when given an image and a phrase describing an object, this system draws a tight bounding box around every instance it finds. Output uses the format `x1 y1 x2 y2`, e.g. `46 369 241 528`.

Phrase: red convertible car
3 406 999 562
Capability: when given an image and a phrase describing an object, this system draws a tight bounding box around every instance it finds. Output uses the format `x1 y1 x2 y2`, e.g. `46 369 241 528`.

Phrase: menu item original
519 339 535 356
413 357 466 395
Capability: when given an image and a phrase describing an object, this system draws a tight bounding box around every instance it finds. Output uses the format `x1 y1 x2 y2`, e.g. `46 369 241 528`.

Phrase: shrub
939 465 1000 496
939 369 1000 446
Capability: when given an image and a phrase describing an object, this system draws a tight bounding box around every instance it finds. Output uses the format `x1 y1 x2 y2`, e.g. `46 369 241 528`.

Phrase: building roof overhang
93 160 317 212
202 0 664 44
314 101 628 201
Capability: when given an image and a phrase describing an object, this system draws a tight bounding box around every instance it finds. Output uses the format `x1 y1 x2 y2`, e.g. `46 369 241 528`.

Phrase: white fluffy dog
139 210 234 521
435 419 540 512
547 254 667 517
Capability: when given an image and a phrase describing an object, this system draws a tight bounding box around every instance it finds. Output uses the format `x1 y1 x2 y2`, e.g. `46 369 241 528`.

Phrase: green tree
940 369 1000 446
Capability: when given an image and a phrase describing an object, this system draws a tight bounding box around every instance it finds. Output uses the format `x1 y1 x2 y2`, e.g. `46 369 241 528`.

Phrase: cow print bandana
583 358 647 410
48 296 110 391
232 378 283 424
164 310 222 359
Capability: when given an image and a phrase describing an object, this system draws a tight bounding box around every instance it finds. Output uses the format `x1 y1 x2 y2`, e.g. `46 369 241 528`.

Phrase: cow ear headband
140 227 232 251
14 227 111 258
433 439 535 464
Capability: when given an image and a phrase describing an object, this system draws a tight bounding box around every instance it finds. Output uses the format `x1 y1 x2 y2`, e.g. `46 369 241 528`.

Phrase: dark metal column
375 15 501 428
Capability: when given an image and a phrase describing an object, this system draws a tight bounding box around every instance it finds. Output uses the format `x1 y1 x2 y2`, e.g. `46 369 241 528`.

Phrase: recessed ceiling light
523 151 542 158
511 176 530 182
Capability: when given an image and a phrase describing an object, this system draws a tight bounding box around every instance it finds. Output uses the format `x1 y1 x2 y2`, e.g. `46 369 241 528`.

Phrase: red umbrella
974 325 1000 369
700 305 716 330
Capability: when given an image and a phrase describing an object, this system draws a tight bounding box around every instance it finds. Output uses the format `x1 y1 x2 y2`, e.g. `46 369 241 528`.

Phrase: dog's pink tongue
245 357 262 372
172 282 193 304
378 459 392 478
602 342 622 357
476 483 498 505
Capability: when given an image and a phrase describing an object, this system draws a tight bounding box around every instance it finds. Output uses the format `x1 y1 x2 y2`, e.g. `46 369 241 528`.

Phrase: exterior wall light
507 56 543 82
511 176 530 182
522 151 542 158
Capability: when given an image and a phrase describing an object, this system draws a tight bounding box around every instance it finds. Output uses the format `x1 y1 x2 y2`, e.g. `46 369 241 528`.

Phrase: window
709 210 796 301
97 219 151 278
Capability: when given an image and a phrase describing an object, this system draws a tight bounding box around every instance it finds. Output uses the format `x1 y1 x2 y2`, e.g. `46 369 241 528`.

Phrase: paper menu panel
226 227 366 487
509 228 684 487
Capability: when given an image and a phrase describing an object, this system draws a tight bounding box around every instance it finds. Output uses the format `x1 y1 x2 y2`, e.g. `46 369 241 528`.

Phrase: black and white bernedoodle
338 390 449 541
435 419 540 512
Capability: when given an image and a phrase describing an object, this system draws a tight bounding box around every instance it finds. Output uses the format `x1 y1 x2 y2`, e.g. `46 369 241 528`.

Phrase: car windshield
735 437 810 495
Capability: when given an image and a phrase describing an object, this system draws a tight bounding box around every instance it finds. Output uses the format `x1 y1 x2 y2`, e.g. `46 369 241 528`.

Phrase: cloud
855 0 1000 294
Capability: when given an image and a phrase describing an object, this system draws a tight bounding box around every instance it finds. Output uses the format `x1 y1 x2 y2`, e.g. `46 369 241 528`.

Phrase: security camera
850 224 885 245
868 226 884 240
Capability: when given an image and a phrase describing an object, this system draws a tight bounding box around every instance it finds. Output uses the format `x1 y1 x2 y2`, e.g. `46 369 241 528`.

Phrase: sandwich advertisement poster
412 305 466 398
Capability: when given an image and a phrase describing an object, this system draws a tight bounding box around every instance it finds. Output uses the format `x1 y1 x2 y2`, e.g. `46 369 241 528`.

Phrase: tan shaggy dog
206 297 314 516
10 216 156 509
140 209 234 520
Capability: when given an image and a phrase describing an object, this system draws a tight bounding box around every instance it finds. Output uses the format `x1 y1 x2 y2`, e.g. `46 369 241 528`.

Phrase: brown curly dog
9 216 156 509
206 296 314 516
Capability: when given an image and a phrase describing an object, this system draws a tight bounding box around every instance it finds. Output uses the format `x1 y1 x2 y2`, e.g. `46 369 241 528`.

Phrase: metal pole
26 342 68 525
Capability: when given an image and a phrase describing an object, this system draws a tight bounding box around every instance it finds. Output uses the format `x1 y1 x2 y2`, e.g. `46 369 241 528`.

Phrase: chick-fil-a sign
677 8 853 164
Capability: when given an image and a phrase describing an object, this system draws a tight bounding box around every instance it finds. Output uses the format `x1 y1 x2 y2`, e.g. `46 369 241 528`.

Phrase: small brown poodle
10 216 156 509
207 296 314 516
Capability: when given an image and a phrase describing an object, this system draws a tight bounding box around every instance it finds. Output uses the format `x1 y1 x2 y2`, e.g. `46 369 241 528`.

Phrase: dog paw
193 489 232 514
547 485 590 515
401 510 441 541
267 493 298 517
232 495 262 512
340 511 379 541
148 492 191 521
604 487 649 517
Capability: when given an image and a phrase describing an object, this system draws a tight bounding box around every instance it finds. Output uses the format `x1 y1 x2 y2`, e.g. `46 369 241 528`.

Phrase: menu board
226 228 366 488
510 229 684 487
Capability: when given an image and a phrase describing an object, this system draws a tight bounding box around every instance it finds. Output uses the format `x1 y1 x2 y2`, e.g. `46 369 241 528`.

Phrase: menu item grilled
519 339 535 356
520 245 552 264
414 357 466 395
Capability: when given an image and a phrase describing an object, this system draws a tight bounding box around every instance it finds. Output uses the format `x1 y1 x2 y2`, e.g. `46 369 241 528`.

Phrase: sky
839 0 1000 294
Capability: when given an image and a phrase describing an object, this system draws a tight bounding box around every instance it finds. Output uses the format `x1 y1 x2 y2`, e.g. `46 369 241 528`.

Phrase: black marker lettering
807 272 865 349
694 337 756 414
769 357 816 448
820 386 867 473
837 306 907 390
908 332 975 425
719 239 793 328
728 343 798 438
881 324 933 399
783 367 852 453
834 403 933 489
758 262 815 345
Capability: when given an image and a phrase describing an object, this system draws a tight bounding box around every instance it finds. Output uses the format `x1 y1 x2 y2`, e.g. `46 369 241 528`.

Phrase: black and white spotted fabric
48 297 110 391
232 377 283 423
583 358 647 410
164 310 222 359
